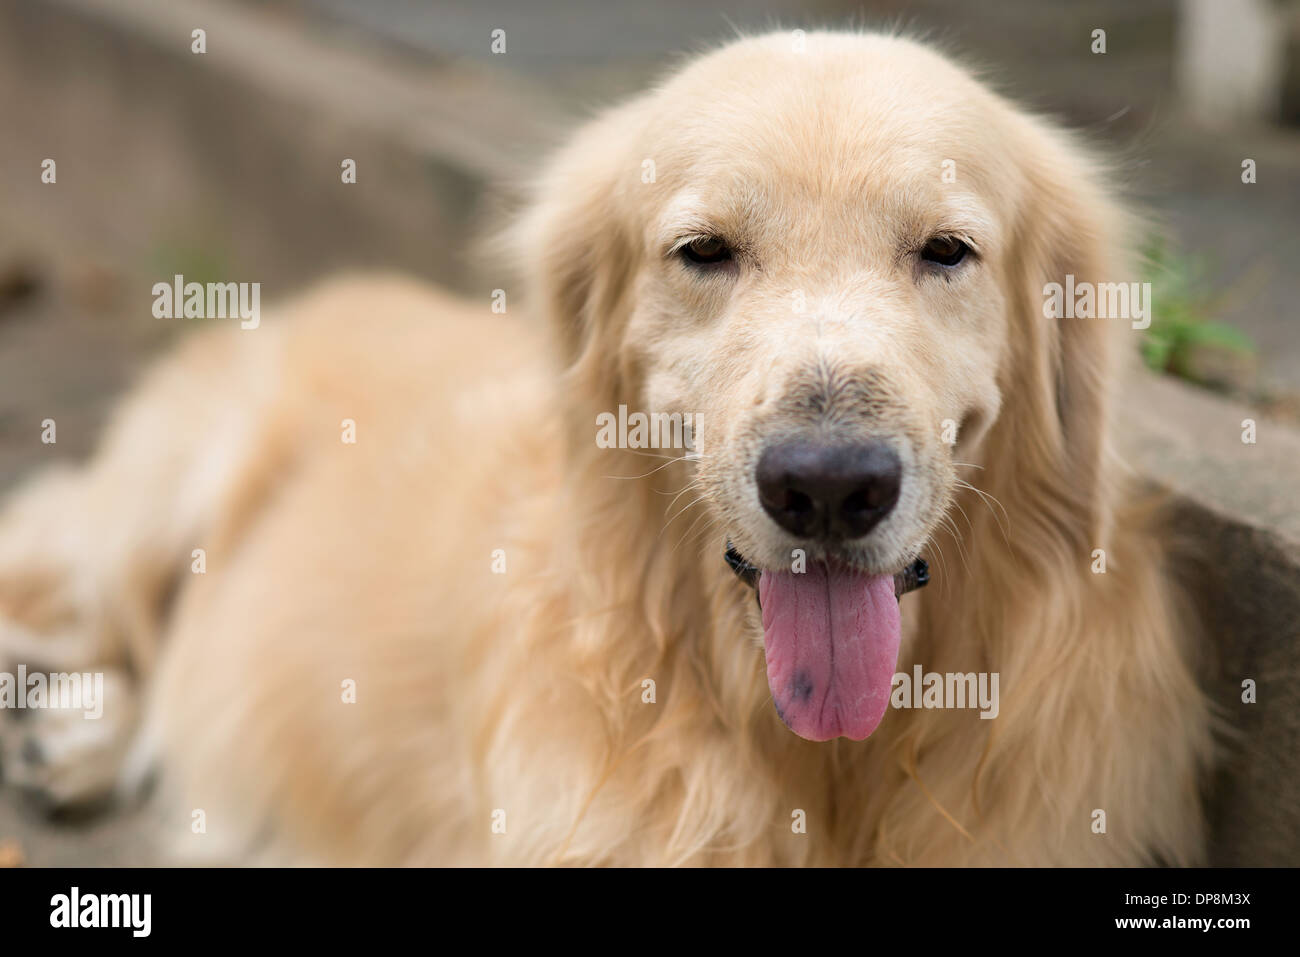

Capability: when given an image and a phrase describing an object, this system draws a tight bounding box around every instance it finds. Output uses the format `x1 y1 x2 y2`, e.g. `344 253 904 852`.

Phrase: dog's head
517 31 1127 742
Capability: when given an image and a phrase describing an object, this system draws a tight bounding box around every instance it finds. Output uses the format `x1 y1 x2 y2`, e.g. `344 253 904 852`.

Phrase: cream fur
0 31 1212 865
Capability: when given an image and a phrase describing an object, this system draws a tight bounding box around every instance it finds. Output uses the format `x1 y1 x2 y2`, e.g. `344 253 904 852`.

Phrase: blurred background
0 0 1297 865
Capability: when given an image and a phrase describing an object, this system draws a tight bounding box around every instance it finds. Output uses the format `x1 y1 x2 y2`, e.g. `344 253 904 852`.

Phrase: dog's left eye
679 236 734 266
920 236 970 267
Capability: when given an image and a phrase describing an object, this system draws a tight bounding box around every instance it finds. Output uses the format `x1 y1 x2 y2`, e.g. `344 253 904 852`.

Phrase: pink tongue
758 563 900 742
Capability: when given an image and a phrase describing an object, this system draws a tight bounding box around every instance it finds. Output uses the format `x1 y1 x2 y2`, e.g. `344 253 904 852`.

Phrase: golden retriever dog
0 30 1211 865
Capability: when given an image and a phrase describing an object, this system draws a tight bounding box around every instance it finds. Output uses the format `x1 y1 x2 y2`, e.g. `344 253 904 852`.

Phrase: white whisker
955 478 1011 545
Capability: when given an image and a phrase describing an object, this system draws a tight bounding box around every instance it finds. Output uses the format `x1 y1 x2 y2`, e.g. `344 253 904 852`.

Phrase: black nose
756 440 902 540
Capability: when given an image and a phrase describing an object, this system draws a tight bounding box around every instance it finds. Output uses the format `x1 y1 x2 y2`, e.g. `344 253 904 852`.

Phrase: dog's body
0 32 1211 865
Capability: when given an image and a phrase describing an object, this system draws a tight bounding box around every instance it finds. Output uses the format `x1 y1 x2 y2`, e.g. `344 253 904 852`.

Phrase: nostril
843 471 898 513
782 489 815 515
756 439 902 540
842 489 871 514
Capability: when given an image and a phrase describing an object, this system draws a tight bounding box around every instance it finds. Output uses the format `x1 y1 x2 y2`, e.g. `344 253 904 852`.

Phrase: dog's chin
727 536 926 744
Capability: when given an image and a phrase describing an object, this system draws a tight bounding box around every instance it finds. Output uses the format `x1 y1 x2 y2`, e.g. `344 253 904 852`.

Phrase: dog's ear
510 103 645 406
1001 117 1134 546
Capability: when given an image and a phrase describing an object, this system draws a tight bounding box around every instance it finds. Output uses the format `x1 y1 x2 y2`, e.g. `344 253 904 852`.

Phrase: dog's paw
0 666 137 814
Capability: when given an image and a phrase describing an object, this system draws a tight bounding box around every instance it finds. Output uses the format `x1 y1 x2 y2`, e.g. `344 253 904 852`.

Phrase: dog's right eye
920 235 970 268
679 236 734 266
